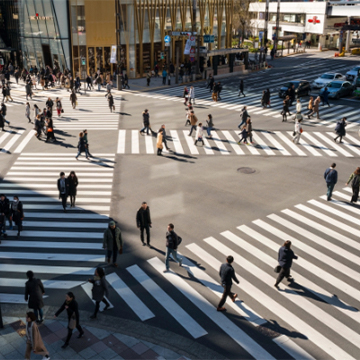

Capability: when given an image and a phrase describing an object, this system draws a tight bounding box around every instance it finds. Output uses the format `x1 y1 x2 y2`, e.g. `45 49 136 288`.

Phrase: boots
106 257 111 264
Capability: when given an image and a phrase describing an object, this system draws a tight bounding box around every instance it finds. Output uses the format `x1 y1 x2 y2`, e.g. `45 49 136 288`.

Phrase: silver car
345 66 360 82
312 73 345 89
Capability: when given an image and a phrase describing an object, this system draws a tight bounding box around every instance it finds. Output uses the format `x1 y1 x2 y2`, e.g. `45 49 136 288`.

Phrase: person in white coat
194 122 204 146
294 99 302 122
189 86 195 105
33 104 40 122
293 119 302 144
25 102 31 123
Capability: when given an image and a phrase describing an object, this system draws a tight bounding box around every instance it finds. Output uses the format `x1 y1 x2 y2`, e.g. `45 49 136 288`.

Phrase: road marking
127 264 207 339
262 132 291 155
0 240 102 250
106 273 155 321
82 282 114 311
0 264 95 275
274 131 306 156
13 130 35 153
221 130 245 155
273 335 316 360
301 132 337 157
211 131 230 155
145 133 154 154
0 294 48 304
183 130 199 154
117 130 126 154
170 130 184 154
313 132 353 157
252 133 275 155
132 130 140 154
1 130 25 153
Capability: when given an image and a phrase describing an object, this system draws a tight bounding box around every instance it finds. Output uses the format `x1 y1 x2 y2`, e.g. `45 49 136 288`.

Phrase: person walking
292 119 303 144
217 82 223 100
238 79 245 97
164 223 182 272
86 74 93 90
216 255 239 311
308 96 320 119
206 114 214 138
212 82 219 102
188 110 198 136
88 267 110 319
334 117 347 143
274 241 298 288
140 109 150 135
103 220 123 267
106 91 114 112
238 106 248 129
321 86 330 107
25 271 45 324
1 102 9 126
305 96 314 117
136 202 152 246
25 81 33 100
189 86 195 105
25 312 50 360
261 90 267 109
324 163 338 201
123 73 130 89
183 86 189 105
75 132 90 160
244 118 253 145
0 194 11 231
46 97 54 116
56 97 62 117
146 71 151 86
25 102 31 123
345 167 360 203
4 84 13 102
67 171 78 208
162 68 167 85
194 123 205 146
156 127 164 156
45 118 56 143
57 172 69 212
83 129 93 157
70 89 77 109
161 124 170 151
54 292 84 349
11 196 24 237
0 109 5 131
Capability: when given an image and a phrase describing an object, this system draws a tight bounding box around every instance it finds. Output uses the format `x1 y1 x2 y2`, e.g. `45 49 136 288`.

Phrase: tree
232 0 252 43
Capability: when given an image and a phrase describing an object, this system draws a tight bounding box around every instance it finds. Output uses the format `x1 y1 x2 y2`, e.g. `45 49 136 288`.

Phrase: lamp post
274 0 280 53
116 0 122 90
192 0 200 76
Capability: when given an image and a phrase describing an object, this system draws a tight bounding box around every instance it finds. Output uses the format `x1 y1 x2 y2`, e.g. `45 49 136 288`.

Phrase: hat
109 221 115 226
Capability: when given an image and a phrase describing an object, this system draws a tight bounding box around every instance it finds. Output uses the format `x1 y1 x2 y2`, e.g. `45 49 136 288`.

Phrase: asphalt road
1 51 360 359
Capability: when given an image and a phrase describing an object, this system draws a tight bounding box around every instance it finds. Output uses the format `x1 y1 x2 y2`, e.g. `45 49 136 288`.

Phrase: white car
312 73 345 89
345 65 360 83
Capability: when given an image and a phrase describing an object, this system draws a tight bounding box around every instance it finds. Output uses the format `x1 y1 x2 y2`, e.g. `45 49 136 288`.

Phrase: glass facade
19 0 71 71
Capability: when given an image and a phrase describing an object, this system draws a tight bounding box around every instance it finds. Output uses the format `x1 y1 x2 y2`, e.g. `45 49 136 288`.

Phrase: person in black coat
88 267 110 319
57 172 69 212
54 292 84 348
25 271 45 323
274 240 298 288
67 171 78 208
238 79 245 97
11 196 24 236
75 132 90 160
136 202 152 246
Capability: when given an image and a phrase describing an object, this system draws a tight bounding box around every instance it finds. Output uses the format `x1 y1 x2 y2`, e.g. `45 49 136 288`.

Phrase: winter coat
278 246 298 268
166 230 179 250
67 176 78 196
157 132 163 149
296 102 302 113
25 104 30 117
313 98 320 111
195 126 204 139
0 197 10 216
136 207 151 227
70 92 77 103
190 114 198 126
347 173 360 189
322 89 330 102
241 109 249 122
189 88 195 99
335 120 346 136
219 262 239 286
246 122 252 135
324 167 338 185
55 298 80 325
11 201 24 224
103 226 123 249
89 277 109 302
142 112 150 126
108 95 114 107
307 99 313 110
26 322 48 355
78 137 86 152
57 177 69 197
25 278 45 309
0 114 4 128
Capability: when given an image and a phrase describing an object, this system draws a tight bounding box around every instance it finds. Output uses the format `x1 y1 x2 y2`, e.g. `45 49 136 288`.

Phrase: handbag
68 313 76 330
61 109 64 113
274 265 281 273
292 131 296 136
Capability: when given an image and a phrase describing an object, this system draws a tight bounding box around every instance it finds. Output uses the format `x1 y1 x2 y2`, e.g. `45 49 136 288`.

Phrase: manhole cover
237 167 256 174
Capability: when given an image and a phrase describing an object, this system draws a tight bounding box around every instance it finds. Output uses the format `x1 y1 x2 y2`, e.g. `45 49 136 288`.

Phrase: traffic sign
189 57 195 62
259 31 264 42
164 35 170 43
190 35 195 42
190 48 195 54
203 35 215 43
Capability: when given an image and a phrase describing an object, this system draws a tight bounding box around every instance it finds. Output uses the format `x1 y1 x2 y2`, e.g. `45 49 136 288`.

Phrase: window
77 5 85 33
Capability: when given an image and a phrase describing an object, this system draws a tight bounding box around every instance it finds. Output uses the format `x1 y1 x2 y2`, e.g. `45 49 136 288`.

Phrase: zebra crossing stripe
148 256 276 360
0 252 104 262
211 131 230 154
324 194 360 216
202 137 215 155
132 130 140 153
221 130 245 155
127 264 208 339
182 130 199 154
203 237 355 360
13 130 35 153
301 132 337 156
236 225 360 321
82 282 114 312
288 132 322 156
0 240 102 250
0 130 25 153
145 133 155 154
273 335 316 360
252 133 275 155
314 132 353 157
274 131 306 156
0 278 84 289
0 294 48 304
180 248 266 327
220 230 360 351
170 130 184 154
106 273 155 321
262 132 291 156
0 263 95 275
0 132 11 146
253 219 360 302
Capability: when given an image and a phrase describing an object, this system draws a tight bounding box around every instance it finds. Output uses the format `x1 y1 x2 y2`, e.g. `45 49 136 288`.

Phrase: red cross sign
308 16 320 24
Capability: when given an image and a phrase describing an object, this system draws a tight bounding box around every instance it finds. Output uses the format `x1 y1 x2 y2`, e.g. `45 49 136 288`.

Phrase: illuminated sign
308 16 320 24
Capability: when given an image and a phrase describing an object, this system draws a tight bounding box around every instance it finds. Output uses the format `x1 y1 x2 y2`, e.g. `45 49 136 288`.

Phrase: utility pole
274 0 280 52
264 0 270 47
116 0 122 90
192 0 200 76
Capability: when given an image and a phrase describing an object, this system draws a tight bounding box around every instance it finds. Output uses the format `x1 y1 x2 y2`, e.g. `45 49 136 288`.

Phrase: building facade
249 1 357 50
69 0 234 79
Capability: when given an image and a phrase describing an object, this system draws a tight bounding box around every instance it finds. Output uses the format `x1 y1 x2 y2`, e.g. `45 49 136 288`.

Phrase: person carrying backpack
164 223 182 272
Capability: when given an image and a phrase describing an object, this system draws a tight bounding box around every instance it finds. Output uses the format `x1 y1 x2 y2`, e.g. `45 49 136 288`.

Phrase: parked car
278 80 311 98
319 80 354 99
345 65 360 82
311 73 345 89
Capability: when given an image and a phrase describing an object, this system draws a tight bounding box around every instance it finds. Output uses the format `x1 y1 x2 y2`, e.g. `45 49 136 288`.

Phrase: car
345 66 360 82
319 80 354 99
311 73 345 89
278 80 311 98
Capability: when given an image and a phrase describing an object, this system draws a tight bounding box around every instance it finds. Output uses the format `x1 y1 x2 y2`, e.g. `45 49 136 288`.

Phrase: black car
278 80 311 98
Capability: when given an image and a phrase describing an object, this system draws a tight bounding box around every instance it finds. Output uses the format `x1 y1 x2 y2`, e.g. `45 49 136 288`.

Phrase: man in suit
136 202 152 246
57 172 69 212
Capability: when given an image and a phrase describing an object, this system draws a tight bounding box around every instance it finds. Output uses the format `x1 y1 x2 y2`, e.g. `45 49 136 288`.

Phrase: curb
1 304 225 360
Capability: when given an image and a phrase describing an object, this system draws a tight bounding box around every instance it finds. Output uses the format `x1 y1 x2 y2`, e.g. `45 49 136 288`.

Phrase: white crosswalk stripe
116 129 358 157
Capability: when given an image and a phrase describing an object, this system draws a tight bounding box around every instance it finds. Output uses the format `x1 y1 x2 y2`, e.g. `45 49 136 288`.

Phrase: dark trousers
60 193 67 209
65 324 83 344
327 183 335 200
189 125 196 136
70 195 76 206
351 186 359 203
94 298 110 316
107 245 118 264
275 267 290 286
218 285 234 308
140 225 150 244
163 138 169 150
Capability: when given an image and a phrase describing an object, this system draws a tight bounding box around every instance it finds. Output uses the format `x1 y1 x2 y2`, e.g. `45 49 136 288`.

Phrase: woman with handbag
345 167 360 203
54 292 84 349
292 119 302 144
274 240 298 289
88 267 110 319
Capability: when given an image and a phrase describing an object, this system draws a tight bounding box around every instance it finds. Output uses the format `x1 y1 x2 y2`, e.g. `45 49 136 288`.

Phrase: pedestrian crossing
1 152 360 359
130 86 360 129
0 129 35 155
117 129 360 157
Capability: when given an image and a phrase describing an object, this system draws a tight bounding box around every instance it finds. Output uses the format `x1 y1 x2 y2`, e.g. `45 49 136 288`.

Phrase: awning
278 35 297 41
207 48 249 56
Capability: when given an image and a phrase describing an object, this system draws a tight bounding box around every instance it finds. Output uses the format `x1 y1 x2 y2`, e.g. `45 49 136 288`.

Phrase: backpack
177 235 182 246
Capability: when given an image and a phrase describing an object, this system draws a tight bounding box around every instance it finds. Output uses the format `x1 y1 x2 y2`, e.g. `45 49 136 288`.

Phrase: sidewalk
0 304 222 360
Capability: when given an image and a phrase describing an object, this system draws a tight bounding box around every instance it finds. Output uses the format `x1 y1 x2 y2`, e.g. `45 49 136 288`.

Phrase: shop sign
203 35 214 43
184 39 192 54
308 16 320 24
29 15 53 20
110 45 117 64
